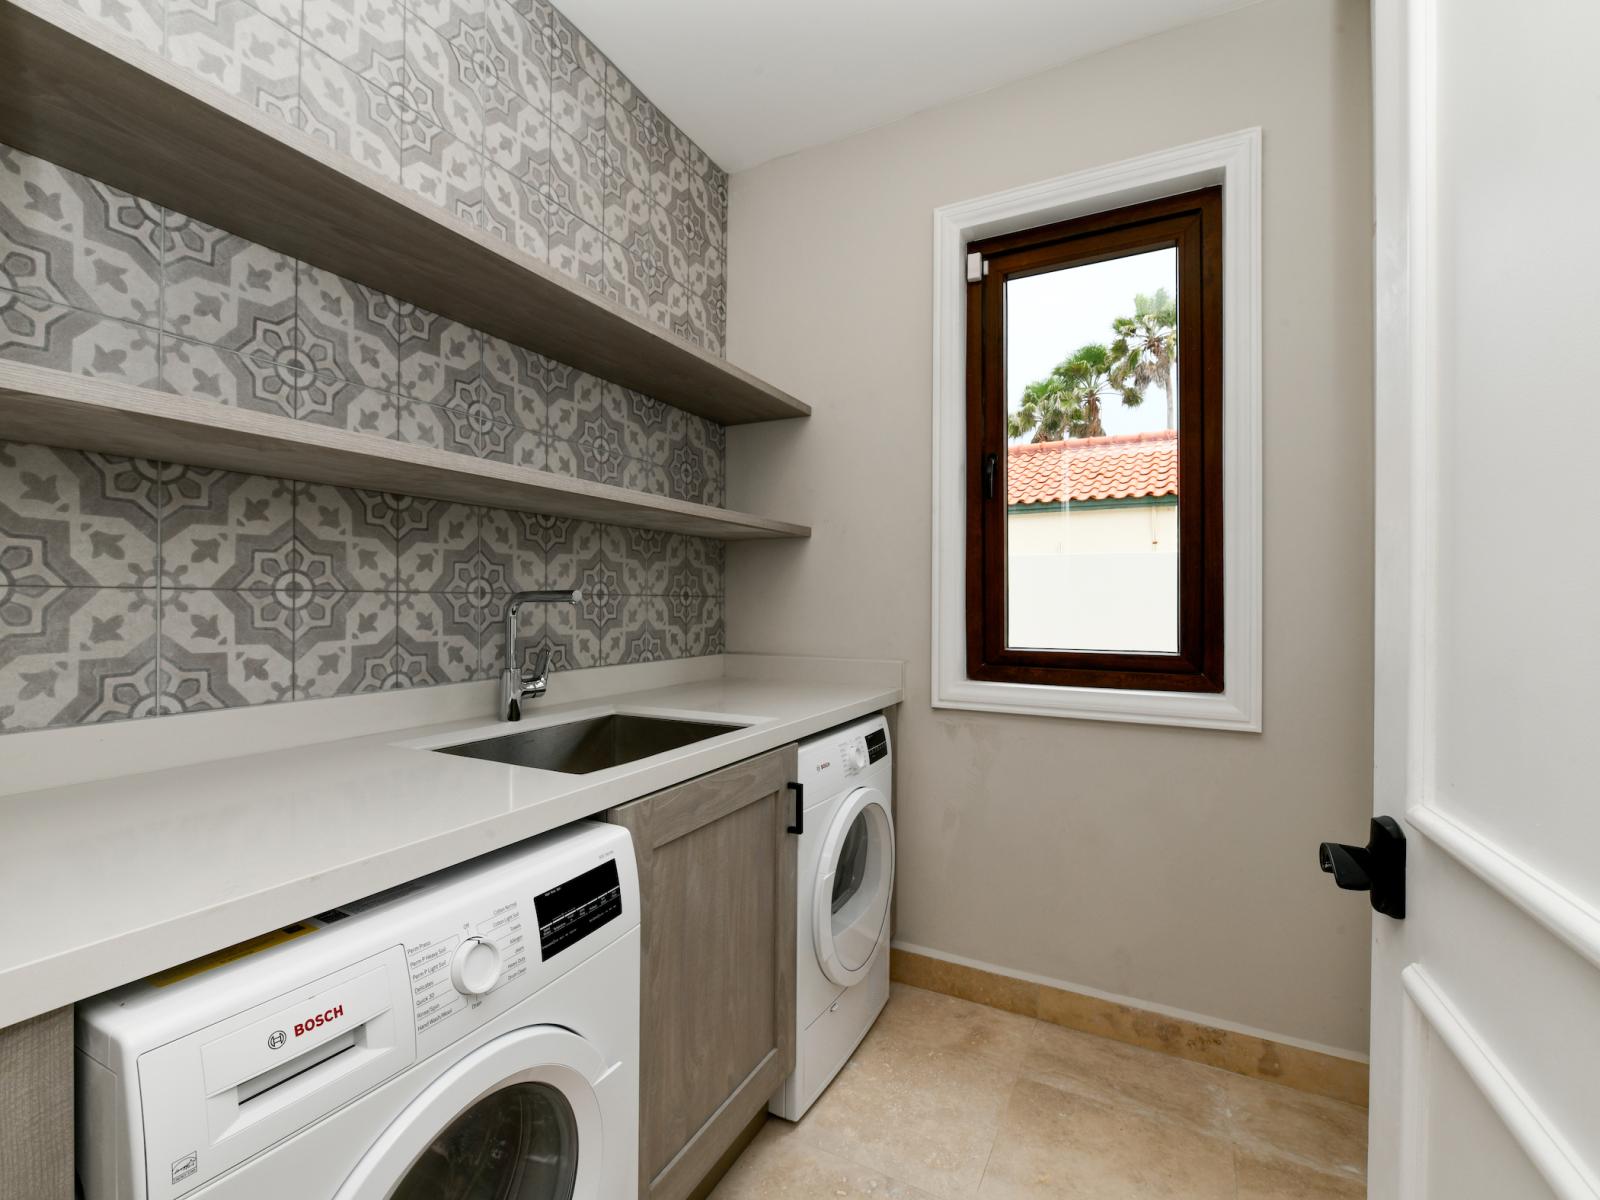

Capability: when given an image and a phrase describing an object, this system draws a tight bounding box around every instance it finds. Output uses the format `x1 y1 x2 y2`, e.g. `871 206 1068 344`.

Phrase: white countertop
0 657 902 1027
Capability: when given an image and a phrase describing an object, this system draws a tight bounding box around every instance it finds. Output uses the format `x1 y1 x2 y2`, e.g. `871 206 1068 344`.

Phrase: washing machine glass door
392 1080 577 1199
814 786 895 987
336 1026 606 1200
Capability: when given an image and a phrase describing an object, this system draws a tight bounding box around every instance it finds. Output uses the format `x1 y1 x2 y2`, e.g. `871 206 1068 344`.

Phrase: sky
1005 248 1177 443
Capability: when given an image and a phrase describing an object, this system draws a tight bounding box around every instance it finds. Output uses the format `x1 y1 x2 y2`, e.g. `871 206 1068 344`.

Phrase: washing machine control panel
405 896 532 1044
535 857 623 959
396 839 634 1059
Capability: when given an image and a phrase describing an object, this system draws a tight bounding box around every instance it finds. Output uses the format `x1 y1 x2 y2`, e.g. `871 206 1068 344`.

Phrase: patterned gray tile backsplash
55 0 728 351
0 142 728 504
0 0 732 733
0 442 726 733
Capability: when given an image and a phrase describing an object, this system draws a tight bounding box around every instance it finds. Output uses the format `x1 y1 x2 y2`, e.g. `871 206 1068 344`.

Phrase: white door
1366 0 1600 1196
335 1026 608 1200
814 787 895 987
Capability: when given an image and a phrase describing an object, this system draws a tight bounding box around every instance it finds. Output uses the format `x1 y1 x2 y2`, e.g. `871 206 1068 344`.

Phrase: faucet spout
501 588 583 721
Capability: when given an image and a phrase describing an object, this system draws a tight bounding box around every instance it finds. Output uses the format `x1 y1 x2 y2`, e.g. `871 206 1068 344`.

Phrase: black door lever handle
1319 815 1406 919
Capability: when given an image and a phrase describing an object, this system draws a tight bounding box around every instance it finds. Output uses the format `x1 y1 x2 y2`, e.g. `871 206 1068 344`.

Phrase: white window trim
930 128 1263 731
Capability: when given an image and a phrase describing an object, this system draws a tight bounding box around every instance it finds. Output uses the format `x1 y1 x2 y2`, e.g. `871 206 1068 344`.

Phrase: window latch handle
982 452 998 500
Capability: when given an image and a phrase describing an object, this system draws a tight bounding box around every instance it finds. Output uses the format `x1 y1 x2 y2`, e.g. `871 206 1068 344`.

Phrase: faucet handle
529 647 553 681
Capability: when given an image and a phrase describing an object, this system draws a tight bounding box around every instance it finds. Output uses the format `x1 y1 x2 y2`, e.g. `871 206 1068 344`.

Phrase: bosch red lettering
293 1004 344 1037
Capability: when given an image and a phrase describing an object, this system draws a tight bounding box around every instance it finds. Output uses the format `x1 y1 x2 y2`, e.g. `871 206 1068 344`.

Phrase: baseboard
890 945 1369 1108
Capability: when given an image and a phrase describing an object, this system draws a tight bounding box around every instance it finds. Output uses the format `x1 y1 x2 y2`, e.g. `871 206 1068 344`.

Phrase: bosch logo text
294 1005 344 1037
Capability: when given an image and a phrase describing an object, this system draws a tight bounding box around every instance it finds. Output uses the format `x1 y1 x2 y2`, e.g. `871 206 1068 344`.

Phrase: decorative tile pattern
398 590 489 683
1 294 161 386
396 305 474 405
159 335 301 417
0 587 160 732
397 498 478 592
0 1 735 732
294 588 395 698
303 0 403 85
61 0 165 50
297 263 399 390
485 0 551 114
402 7 491 146
159 467 297 591
295 482 397 591
549 123 607 229
299 43 408 182
399 113 485 226
479 505 544 591
298 373 396 434
546 205 606 296
484 95 552 190
161 215 299 362
0 445 160 589
161 586 295 709
0 146 163 326
165 0 303 124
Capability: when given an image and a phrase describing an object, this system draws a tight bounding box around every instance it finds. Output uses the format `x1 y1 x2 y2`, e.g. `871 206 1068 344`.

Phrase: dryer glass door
815 787 895 987
392 1081 577 1199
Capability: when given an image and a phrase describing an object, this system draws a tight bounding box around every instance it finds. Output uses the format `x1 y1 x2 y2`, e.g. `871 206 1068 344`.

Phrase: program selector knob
846 743 868 771
450 936 502 996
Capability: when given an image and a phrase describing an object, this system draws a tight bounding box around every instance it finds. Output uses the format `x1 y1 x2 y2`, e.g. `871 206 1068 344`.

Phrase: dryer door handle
786 781 803 835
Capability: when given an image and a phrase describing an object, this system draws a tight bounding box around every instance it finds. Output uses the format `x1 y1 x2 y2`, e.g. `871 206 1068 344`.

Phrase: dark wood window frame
965 186 1224 693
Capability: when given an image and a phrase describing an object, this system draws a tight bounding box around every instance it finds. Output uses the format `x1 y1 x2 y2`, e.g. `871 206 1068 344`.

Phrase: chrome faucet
501 588 583 721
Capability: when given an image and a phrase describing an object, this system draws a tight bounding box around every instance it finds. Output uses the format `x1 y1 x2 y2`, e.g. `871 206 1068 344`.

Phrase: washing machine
770 714 895 1121
76 822 639 1200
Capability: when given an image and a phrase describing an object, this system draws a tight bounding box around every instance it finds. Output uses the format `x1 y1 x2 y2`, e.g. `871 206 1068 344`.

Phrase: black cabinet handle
786 781 803 835
1319 816 1406 919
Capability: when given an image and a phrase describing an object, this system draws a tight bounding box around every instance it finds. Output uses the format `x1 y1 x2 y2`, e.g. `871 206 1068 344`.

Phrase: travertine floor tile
710 1121 939 1198
1235 1147 1367 1199
1024 1019 1232 1136
1225 1072 1368 1178
720 981 1368 1200
870 983 1039 1069
795 1023 1018 1199
977 1076 1237 1199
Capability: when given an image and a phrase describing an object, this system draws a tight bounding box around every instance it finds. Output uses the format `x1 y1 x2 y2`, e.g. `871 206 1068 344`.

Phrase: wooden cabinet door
609 745 798 1200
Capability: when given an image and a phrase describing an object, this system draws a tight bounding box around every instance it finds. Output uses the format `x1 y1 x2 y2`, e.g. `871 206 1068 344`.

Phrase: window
932 131 1260 729
964 187 1224 693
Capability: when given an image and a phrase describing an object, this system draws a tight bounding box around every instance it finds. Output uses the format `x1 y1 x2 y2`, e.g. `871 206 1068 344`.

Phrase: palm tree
1010 343 1143 442
1007 375 1075 442
1109 288 1178 429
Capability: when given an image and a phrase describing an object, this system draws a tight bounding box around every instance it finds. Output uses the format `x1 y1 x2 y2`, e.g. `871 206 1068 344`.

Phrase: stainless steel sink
435 713 742 774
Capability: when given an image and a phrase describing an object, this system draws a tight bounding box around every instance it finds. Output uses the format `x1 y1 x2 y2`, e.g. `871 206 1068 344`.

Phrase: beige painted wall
724 0 1374 1054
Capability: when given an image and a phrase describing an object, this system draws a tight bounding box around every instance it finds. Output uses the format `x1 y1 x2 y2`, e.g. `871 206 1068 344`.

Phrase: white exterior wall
1006 503 1178 652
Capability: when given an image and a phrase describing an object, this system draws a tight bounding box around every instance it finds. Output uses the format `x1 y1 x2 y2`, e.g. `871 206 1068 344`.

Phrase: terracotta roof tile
1007 430 1178 506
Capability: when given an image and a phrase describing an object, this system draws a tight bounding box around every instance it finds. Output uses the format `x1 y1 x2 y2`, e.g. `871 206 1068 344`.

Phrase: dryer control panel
799 714 893 798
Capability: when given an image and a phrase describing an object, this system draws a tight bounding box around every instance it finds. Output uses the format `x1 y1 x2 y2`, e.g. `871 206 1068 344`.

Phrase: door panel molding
1370 0 1600 1192
1402 966 1598 1199
1409 805 1600 973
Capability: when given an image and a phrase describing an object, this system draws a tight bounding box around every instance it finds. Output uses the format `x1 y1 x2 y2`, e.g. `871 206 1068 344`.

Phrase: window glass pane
1004 247 1179 653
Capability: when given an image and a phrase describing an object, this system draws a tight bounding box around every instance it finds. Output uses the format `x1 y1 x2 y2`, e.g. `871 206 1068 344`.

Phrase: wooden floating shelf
0 363 811 540
0 0 809 427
